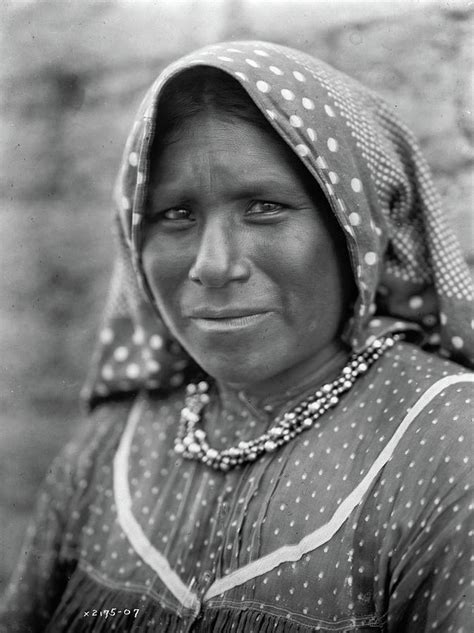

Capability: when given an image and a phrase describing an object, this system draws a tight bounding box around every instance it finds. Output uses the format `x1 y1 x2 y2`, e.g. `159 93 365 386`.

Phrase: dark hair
152 66 274 147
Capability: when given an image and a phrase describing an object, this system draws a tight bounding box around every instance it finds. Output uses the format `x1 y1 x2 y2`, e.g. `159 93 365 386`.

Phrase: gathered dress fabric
1 41 473 632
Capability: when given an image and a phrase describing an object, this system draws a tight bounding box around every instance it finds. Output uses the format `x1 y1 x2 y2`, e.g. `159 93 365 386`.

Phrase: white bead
188 443 201 454
183 409 199 423
264 440 277 452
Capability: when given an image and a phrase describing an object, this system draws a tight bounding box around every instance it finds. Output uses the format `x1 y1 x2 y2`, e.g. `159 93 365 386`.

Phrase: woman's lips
190 312 272 331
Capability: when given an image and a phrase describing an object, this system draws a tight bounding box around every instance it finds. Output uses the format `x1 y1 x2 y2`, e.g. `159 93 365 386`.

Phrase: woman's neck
216 339 351 419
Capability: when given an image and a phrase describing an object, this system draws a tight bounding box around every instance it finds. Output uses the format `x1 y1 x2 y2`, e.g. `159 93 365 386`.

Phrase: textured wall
0 0 472 587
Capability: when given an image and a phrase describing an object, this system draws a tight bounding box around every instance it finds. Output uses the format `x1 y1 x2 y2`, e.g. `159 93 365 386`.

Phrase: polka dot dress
1 342 472 631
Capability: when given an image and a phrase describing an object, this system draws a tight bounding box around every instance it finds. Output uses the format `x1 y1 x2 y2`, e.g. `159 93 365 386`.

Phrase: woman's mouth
190 312 271 331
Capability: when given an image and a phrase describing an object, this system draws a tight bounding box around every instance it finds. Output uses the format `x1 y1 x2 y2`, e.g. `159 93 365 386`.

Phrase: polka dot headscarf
82 41 474 405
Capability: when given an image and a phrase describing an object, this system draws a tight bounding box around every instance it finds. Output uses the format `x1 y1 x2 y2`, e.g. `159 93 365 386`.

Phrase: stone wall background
0 0 472 587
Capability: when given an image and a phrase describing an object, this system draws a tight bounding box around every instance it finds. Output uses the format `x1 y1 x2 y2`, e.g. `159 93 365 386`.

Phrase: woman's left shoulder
379 342 472 473
384 340 473 409
369 341 472 465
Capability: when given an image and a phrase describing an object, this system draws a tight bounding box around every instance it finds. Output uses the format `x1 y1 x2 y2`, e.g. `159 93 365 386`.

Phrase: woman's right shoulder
46 396 138 494
52 389 184 488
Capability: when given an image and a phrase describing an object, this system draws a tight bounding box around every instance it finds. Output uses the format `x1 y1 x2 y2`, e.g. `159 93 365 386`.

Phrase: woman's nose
189 219 250 288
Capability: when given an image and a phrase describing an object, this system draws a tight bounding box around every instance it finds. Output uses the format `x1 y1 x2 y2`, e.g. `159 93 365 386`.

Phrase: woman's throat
218 339 351 418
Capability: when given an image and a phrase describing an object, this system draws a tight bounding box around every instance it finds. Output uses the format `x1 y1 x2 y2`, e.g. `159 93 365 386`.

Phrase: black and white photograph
0 1 472 631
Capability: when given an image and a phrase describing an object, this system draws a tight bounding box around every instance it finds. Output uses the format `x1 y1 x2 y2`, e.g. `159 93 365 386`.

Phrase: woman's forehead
150 111 317 195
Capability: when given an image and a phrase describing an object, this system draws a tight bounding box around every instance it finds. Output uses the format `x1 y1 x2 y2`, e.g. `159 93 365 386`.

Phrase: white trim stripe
204 374 474 600
113 397 200 613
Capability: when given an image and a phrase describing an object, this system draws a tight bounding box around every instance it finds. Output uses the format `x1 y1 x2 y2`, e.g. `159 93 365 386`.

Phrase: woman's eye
247 201 283 215
162 208 194 221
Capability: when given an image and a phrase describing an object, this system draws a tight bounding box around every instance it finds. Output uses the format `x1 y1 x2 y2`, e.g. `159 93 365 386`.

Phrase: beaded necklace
174 334 398 471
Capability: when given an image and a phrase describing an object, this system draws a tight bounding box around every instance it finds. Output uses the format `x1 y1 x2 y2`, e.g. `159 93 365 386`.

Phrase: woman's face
142 111 354 394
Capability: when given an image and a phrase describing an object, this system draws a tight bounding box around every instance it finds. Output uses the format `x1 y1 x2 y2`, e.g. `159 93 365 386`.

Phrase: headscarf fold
82 41 473 406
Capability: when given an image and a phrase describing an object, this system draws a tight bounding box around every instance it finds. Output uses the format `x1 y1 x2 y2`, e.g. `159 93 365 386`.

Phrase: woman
1 41 472 632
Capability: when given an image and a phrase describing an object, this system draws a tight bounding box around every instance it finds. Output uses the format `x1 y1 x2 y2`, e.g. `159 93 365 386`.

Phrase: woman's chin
192 351 276 389
180 318 286 385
